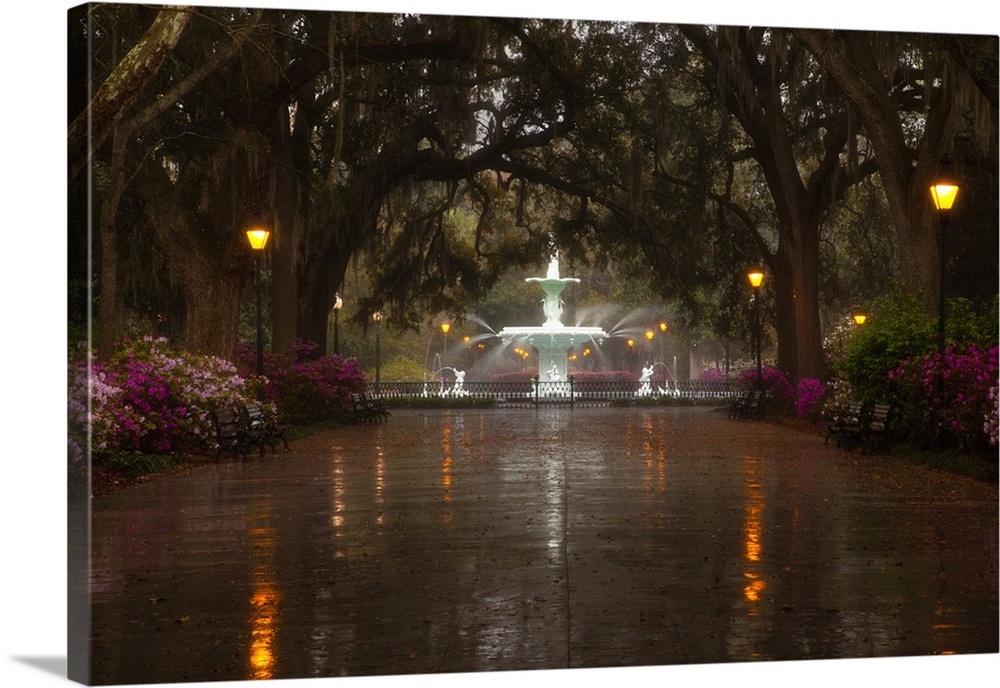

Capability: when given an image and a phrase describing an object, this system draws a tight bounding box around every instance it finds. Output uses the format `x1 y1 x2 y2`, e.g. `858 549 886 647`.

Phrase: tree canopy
68 4 998 381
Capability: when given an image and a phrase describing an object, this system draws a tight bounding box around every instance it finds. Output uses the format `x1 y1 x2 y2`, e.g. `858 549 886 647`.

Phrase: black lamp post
373 310 383 395
929 156 960 444
747 266 764 387
332 293 342 356
659 321 668 367
246 223 271 377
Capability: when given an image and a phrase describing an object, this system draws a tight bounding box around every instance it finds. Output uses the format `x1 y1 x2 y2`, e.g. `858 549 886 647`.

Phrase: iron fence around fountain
366 378 743 407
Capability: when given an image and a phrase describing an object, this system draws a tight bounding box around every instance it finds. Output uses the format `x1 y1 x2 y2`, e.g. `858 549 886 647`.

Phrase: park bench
839 403 892 454
350 393 389 424
209 407 253 459
728 389 763 421
728 389 754 419
823 400 865 445
245 402 290 453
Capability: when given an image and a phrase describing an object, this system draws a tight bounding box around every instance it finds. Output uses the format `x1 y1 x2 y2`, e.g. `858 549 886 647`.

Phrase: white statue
546 252 560 279
547 361 562 381
452 369 466 395
542 296 564 324
637 363 653 396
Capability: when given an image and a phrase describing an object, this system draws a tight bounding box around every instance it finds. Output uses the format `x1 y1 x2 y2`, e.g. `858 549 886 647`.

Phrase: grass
890 444 999 483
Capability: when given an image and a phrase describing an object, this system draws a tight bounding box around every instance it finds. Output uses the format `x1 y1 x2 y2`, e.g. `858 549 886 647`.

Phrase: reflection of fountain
498 250 608 383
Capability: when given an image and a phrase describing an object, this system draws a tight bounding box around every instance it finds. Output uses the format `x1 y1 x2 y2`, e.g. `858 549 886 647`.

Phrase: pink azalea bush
570 370 639 383
795 378 828 420
738 365 794 411
699 366 727 382
235 338 366 424
986 386 999 447
887 344 998 454
70 337 257 458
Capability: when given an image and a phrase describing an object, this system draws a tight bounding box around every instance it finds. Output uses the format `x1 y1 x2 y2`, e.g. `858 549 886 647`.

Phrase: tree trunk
68 6 192 184
794 29 961 313
771 251 799 382
96 131 128 360
300 246 353 353
178 257 245 358
269 104 303 354
790 221 825 382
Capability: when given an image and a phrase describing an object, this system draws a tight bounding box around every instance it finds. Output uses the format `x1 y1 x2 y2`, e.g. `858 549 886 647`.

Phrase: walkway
86 406 998 684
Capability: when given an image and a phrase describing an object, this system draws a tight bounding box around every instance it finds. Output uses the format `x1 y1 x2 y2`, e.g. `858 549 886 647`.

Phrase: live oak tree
71 6 995 377
794 29 998 313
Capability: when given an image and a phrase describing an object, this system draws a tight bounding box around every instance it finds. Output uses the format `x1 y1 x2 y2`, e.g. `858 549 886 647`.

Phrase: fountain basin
498 326 608 382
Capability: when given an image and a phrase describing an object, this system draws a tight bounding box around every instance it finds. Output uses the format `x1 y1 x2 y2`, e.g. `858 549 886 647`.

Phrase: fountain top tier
524 253 582 327
497 250 609 380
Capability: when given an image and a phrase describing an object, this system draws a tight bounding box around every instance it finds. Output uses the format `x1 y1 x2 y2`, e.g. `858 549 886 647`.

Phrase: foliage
235 339 366 425
71 337 258 461
380 354 426 382
841 290 936 403
570 371 639 383
818 378 856 421
700 367 726 382
795 378 828 420
986 387 999 448
887 344 998 455
382 396 497 409
489 370 537 384
738 365 795 412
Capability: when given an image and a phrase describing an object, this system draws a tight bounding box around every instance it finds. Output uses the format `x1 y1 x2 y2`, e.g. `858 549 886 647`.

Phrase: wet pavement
86 406 999 684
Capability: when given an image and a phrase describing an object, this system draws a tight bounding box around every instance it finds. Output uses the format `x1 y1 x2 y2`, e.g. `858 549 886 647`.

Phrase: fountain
497 250 609 382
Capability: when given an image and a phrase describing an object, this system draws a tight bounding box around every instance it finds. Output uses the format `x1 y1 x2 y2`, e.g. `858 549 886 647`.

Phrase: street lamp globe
930 156 960 212
850 306 867 326
246 227 270 251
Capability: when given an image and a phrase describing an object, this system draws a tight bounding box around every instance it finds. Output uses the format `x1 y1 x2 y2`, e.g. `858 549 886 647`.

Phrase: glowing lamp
246 227 270 251
929 156 960 211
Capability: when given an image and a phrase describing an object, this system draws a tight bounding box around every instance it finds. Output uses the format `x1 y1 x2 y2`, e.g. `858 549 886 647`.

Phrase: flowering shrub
819 378 855 420
986 387 999 447
887 344 998 454
72 337 257 458
699 367 727 382
738 365 794 412
489 370 537 383
569 370 638 383
795 378 828 420
235 338 366 424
